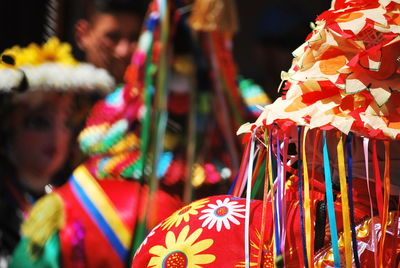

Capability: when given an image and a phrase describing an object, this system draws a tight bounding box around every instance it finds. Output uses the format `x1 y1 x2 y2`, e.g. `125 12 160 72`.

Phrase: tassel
188 0 239 34
22 193 64 257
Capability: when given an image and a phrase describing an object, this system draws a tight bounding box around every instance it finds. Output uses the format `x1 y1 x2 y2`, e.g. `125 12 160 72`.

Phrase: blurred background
0 0 330 101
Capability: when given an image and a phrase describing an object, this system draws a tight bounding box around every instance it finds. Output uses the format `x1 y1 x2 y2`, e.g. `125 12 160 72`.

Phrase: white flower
198 197 246 232
134 223 160 257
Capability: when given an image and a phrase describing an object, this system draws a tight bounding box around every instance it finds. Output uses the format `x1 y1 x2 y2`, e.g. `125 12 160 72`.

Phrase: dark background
0 0 330 101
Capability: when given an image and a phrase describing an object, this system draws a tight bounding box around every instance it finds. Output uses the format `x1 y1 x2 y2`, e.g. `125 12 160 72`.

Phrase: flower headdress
0 37 114 94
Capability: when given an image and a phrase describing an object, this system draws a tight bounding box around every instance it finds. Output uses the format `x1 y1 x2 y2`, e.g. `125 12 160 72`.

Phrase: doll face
8 93 73 192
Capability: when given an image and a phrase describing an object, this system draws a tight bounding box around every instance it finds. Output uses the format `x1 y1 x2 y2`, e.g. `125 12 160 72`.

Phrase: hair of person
83 0 147 22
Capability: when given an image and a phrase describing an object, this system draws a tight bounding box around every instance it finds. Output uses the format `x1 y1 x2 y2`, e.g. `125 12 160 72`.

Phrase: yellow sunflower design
236 229 274 268
148 225 215 268
162 198 209 230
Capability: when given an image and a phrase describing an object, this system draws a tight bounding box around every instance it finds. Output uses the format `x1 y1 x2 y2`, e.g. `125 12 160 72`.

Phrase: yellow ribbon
74 166 132 249
337 132 352 268
302 127 313 267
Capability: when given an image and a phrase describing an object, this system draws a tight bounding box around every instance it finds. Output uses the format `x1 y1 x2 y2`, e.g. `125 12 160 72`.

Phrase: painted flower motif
162 198 209 230
148 225 215 268
198 197 246 232
236 229 274 268
134 223 160 257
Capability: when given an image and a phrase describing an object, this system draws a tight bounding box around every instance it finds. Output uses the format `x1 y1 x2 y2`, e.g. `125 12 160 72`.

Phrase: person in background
7 10 183 264
0 37 114 267
74 0 146 84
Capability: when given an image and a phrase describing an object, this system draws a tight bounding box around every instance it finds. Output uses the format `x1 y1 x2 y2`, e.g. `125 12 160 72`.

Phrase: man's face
78 12 142 83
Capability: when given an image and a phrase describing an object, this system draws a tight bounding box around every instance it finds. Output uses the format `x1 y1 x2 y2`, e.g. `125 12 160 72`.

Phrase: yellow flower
18 43 42 65
0 37 78 68
162 198 209 230
148 225 215 268
40 37 78 65
235 229 274 268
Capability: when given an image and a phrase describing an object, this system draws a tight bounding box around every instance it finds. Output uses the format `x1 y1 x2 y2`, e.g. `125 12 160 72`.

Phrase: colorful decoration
133 195 273 267
162 198 209 230
133 0 400 267
198 197 246 232
77 0 269 199
238 0 400 140
238 78 271 118
11 164 182 268
148 225 216 268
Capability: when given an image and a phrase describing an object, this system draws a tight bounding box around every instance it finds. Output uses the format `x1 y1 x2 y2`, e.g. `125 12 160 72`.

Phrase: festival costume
5 37 182 267
10 0 269 266
0 38 114 267
74 0 268 254
132 0 400 267
10 164 181 268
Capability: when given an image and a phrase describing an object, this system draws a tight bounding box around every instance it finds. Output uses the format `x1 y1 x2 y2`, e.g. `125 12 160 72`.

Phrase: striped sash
70 165 132 262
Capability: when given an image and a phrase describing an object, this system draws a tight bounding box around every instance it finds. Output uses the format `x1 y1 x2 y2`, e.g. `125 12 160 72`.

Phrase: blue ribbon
298 127 309 268
272 130 282 257
346 132 360 267
322 131 341 267
70 176 128 262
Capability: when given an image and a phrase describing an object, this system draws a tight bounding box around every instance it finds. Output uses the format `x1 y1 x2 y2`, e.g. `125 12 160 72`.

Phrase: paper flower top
238 0 400 140
0 37 115 94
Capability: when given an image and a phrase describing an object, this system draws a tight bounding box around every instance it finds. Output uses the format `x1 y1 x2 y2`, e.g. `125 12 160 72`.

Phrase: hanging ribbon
363 138 378 268
257 131 271 267
267 128 281 262
137 19 156 180
209 33 240 174
302 126 313 267
311 129 321 253
232 139 251 197
251 149 267 198
378 141 391 268
275 135 283 260
322 131 341 267
298 126 309 268
371 140 384 220
345 133 361 268
280 134 289 259
336 132 352 268
268 129 278 264
132 0 166 253
244 131 256 268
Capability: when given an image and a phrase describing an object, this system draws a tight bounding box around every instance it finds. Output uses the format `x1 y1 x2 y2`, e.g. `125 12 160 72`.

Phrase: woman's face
8 92 73 191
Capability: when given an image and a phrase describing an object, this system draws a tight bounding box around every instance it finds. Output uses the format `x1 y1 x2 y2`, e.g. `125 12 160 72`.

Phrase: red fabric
56 179 182 268
132 193 316 268
132 178 398 267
